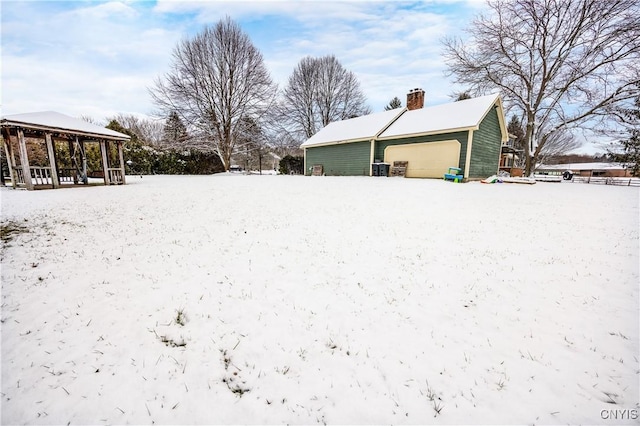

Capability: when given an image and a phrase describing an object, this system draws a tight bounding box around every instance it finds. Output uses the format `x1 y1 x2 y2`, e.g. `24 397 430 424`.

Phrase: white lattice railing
108 168 124 184
30 167 53 185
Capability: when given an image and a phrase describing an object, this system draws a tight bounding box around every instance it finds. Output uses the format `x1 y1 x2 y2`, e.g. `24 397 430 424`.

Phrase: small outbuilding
1 111 130 190
301 90 508 180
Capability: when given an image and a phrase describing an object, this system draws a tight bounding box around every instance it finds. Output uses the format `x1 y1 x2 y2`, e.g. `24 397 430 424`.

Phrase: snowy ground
1 174 638 425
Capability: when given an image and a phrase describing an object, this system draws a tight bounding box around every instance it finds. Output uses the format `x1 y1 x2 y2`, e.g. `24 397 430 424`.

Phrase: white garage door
384 140 461 178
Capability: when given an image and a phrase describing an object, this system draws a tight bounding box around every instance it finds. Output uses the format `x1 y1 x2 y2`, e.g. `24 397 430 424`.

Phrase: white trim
464 130 474 178
377 126 477 141
369 140 375 176
301 137 371 149
303 148 307 175
374 108 407 138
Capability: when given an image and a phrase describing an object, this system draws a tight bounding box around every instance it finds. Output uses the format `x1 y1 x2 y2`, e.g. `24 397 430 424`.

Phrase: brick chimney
406 88 425 110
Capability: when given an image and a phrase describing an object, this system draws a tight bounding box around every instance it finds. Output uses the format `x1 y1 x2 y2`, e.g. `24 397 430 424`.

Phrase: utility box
372 162 390 177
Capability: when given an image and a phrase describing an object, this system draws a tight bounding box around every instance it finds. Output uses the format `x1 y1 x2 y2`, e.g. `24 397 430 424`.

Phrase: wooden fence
572 176 640 187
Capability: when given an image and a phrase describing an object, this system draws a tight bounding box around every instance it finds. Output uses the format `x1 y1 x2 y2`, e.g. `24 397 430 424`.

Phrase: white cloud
1 1 480 119
62 1 140 20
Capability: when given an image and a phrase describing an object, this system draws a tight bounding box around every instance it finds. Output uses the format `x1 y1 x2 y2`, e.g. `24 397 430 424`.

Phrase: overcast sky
1 0 489 120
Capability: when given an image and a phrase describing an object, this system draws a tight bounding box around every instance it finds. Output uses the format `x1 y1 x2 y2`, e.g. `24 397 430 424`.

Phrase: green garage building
301 90 508 180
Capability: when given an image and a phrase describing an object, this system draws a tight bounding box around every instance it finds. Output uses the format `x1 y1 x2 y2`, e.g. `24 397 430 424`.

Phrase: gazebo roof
1 111 130 141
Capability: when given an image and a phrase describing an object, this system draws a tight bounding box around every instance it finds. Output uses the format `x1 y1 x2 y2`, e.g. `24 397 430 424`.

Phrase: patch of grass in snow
220 349 251 397
422 380 444 417
159 334 187 348
0 220 29 244
175 308 187 326
433 400 444 417
153 329 186 348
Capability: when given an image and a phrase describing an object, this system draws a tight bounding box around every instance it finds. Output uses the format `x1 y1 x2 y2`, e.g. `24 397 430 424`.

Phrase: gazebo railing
14 168 26 185
108 168 124 184
58 168 77 183
30 167 53 185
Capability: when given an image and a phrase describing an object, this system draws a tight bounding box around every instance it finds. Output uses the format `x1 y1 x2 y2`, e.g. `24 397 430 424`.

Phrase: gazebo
1 111 130 190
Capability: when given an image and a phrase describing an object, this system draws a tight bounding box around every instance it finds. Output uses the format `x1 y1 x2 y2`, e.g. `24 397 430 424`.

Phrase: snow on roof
300 108 405 148
1 111 131 140
378 93 502 139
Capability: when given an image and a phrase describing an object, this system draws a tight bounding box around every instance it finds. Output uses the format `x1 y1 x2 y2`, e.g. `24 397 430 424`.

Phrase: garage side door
384 140 461 178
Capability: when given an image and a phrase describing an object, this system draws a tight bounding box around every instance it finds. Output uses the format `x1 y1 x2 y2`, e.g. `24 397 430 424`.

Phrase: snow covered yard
1 174 638 425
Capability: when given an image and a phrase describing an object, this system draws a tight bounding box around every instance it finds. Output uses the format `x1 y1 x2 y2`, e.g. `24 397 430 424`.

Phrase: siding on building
300 94 507 179
305 141 371 176
376 131 470 174
468 107 502 179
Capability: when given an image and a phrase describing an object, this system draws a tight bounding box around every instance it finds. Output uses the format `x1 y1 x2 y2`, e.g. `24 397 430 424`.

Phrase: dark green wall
375 131 470 174
305 141 371 176
303 107 503 178
469 107 502 178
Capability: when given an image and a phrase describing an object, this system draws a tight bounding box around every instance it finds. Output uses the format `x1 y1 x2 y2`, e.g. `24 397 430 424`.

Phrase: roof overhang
377 126 475 141
492 97 509 143
1 114 131 142
302 137 372 149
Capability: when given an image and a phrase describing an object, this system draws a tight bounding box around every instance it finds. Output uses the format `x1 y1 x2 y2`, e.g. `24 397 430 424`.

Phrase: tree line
97 0 639 176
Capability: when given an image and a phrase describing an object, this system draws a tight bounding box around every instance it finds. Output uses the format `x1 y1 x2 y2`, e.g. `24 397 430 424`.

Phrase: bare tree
109 114 164 146
534 125 581 167
149 17 276 170
443 0 640 175
280 56 318 140
278 55 371 141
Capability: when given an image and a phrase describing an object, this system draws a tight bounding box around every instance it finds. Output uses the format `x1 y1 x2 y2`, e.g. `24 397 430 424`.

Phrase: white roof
378 93 502 139
1 111 130 140
537 162 630 171
300 108 404 148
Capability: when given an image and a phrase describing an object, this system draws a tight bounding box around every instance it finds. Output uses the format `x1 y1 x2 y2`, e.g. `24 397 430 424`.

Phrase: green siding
375 131 470 175
305 141 371 176
469 107 502 179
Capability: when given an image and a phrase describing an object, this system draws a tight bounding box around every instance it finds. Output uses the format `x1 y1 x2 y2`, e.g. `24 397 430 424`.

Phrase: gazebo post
17 129 34 190
76 136 89 185
68 139 78 184
100 139 110 185
45 133 60 189
117 141 126 184
1 128 18 189
79 138 88 184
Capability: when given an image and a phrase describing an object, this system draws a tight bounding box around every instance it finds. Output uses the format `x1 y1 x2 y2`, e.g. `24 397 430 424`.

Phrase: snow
300 94 504 149
1 174 638 425
378 93 502 139
1 111 130 140
538 162 630 171
300 108 404 148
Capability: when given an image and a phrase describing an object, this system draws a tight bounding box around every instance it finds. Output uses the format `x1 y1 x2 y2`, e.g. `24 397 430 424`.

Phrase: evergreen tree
107 119 154 175
384 96 402 110
278 155 304 175
608 92 640 176
610 131 639 176
507 114 526 151
453 91 472 101
162 111 189 146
